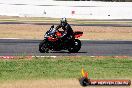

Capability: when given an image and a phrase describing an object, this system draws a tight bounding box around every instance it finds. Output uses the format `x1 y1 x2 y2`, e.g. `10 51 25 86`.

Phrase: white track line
32 56 57 58
0 56 57 59
0 56 14 59
0 38 21 39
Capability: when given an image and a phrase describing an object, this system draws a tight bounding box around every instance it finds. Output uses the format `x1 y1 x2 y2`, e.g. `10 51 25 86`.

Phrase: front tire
68 39 81 53
39 40 49 53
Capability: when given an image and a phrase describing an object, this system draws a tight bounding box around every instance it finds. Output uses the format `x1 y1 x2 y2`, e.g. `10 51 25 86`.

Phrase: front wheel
68 39 81 53
39 40 49 53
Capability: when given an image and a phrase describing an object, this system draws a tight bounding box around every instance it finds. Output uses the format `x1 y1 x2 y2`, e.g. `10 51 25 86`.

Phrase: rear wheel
39 40 49 53
68 39 81 53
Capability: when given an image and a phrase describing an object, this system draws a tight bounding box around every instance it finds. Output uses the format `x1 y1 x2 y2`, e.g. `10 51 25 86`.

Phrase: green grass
0 56 132 81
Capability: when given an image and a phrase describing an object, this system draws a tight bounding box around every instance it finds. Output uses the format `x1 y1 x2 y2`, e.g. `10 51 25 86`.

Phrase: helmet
60 17 67 26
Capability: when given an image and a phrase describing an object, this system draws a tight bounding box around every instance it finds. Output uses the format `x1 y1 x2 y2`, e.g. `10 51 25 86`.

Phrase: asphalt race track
0 39 132 56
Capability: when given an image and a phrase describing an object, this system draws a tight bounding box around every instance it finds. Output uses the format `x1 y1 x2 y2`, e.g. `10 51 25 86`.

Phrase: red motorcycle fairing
48 31 62 42
48 37 58 42
56 31 62 37
74 31 83 38
48 31 83 41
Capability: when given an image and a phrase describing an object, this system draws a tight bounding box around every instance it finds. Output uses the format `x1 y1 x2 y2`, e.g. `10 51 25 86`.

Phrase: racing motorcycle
39 25 83 53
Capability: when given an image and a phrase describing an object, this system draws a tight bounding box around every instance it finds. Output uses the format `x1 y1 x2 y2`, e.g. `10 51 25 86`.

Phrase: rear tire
39 40 49 53
68 39 81 53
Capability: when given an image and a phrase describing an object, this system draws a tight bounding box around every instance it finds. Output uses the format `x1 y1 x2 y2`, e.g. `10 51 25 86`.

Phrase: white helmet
60 17 67 26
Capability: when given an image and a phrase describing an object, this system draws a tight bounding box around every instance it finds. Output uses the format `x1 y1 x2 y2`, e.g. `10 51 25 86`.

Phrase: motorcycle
39 25 83 53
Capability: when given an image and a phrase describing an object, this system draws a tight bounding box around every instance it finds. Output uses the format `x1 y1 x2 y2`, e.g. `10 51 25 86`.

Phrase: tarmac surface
0 39 132 56
0 21 132 56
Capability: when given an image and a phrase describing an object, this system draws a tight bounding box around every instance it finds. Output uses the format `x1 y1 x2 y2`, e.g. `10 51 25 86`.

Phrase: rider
56 18 73 41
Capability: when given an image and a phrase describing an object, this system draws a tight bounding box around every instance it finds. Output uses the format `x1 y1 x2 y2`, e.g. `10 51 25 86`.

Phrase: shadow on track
49 51 87 54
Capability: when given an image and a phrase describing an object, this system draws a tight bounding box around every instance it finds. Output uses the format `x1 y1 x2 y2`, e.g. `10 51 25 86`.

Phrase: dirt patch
0 24 48 39
0 79 131 88
0 24 132 40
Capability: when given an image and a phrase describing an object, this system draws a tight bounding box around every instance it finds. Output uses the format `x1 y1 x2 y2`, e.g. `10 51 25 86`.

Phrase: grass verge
0 56 131 81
